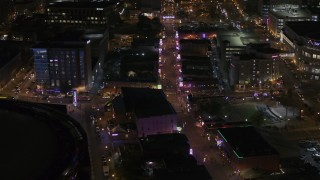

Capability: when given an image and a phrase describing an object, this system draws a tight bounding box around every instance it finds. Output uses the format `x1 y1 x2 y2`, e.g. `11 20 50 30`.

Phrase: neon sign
73 90 78 107
308 40 320 46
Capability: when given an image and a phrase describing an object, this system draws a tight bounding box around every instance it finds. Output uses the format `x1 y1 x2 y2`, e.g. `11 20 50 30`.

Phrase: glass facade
33 49 50 86
33 47 89 89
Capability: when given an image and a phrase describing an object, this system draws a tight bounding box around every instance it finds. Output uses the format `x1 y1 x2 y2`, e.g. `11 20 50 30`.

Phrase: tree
60 80 72 94
250 111 265 126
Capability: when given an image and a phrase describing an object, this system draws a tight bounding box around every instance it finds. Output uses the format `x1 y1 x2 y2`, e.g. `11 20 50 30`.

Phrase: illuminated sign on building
73 90 78 107
308 39 320 46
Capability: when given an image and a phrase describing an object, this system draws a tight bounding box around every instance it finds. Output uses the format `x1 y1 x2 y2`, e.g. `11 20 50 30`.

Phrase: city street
2 0 320 179
159 1 238 179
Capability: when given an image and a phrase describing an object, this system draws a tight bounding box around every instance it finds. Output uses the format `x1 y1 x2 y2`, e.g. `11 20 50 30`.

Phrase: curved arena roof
0 99 89 180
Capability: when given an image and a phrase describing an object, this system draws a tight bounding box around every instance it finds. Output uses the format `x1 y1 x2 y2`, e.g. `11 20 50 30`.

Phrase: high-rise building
32 39 92 91
269 5 316 36
282 21 320 80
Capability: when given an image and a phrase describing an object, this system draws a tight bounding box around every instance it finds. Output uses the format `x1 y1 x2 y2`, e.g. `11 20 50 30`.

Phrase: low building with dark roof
177 39 219 95
120 87 177 137
119 52 159 83
179 56 220 95
217 30 261 63
140 133 189 157
216 126 279 172
139 133 212 180
179 39 211 57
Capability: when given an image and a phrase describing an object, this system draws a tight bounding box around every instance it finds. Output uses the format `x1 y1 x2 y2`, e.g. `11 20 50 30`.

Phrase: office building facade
32 41 92 90
282 21 320 80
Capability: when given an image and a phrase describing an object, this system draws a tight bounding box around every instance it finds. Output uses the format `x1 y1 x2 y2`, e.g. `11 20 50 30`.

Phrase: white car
313 153 320 157
307 148 317 152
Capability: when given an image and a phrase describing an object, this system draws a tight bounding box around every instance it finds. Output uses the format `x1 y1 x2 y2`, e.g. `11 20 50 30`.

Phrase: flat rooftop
182 61 213 77
120 53 159 82
217 126 278 158
122 87 176 118
270 7 311 18
218 31 260 47
285 21 320 40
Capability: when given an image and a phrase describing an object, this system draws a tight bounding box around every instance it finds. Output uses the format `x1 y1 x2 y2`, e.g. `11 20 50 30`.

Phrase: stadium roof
0 99 88 180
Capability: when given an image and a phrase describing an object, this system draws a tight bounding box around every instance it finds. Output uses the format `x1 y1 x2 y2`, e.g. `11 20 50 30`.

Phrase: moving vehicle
102 162 109 177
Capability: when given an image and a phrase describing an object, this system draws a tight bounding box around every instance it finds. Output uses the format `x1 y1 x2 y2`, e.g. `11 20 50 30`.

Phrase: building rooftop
120 53 159 82
218 31 260 47
47 1 117 8
217 126 278 158
33 41 87 49
179 39 211 45
285 21 320 40
179 56 217 82
131 38 159 47
270 7 311 18
121 87 176 118
247 43 281 54
181 60 213 78
139 133 189 156
178 22 218 33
